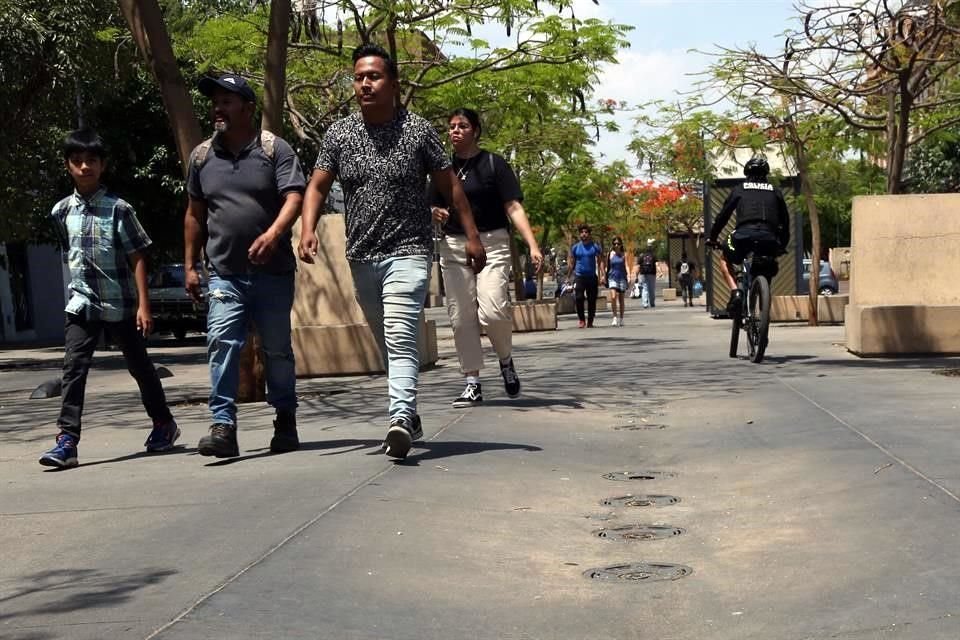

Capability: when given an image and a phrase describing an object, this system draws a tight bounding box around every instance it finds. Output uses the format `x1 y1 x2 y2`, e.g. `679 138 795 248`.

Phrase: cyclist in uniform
708 156 790 311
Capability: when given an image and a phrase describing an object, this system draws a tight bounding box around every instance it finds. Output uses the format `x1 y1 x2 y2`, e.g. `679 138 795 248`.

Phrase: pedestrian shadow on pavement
200 438 541 466
480 397 584 409
42 445 197 471
398 440 542 465
0 567 176 625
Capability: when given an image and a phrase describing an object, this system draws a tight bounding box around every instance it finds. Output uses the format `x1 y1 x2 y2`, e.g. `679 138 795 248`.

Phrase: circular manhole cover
600 494 680 508
583 562 693 582
613 423 667 431
593 524 685 541
602 471 676 482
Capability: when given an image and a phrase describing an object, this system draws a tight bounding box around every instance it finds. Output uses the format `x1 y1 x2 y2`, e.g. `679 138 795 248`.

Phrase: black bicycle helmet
743 155 770 179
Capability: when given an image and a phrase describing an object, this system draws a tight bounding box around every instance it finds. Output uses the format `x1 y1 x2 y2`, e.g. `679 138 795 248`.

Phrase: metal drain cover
584 562 693 582
602 471 676 482
600 494 681 508
593 524 685 541
933 368 960 377
613 423 667 431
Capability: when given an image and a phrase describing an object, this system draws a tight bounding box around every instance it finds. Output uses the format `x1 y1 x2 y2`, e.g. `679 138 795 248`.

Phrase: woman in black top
431 108 542 407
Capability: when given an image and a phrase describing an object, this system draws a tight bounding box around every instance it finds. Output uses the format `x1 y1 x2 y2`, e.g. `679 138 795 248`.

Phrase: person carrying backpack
184 73 307 459
638 239 658 309
675 252 697 307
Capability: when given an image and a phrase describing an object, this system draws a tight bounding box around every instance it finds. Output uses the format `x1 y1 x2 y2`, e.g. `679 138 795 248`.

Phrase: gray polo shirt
187 132 306 276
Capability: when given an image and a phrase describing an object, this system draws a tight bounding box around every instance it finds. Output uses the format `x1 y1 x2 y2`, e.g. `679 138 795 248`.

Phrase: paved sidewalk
3 299 960 639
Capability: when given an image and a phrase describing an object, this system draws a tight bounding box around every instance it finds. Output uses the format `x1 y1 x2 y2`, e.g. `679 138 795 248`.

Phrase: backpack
193 130 277 168
641 252 655 272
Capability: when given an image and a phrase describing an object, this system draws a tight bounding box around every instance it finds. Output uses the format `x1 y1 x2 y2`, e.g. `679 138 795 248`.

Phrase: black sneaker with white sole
452 382 482 408
499 359 521 398
384 415 422 459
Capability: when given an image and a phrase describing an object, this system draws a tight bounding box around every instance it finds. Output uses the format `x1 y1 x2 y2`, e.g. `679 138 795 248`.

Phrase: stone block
846 305 960 356
511 301 557 332
662 288 677 301
770 295 848 323
557 295 608 315
293 318 438 376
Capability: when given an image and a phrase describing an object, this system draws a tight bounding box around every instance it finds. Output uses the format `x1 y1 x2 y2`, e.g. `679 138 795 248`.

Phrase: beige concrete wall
291 214 438 375
849 195 960 307
846 194 960 355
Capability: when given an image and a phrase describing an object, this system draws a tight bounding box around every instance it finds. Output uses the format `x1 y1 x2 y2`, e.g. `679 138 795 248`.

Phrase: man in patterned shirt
40 129 179 469
299 43 486 460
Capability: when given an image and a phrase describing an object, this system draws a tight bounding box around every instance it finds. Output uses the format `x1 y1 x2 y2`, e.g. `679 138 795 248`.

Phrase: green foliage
905 128 960 194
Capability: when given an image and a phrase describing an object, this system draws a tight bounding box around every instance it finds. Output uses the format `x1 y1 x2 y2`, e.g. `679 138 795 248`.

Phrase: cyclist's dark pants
722 226 781 271
574 274 598 324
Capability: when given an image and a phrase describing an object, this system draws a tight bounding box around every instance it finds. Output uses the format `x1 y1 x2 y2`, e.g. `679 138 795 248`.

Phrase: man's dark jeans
574 274 599 324
58 311 171 438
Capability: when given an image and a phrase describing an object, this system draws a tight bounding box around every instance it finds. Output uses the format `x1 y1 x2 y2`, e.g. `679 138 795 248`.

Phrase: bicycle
708 240 779 363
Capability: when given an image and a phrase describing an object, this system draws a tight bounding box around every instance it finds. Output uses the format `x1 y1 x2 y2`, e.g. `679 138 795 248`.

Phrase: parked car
801 259 839 296
149 263 207 340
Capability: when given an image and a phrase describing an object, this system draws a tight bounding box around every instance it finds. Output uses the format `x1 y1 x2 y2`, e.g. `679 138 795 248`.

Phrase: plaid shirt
50 187 152 321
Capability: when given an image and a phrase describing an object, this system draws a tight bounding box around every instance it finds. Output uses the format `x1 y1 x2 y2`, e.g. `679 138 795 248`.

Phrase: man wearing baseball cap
184 73 307 458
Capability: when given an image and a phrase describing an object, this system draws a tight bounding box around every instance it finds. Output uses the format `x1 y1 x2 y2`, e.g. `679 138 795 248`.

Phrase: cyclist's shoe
727 289 744 315
499 359 521 398
452 382 482 408
270 410 299 453
384 415 422 459
198 423 240 458
145 417 180 452
39 433 78 469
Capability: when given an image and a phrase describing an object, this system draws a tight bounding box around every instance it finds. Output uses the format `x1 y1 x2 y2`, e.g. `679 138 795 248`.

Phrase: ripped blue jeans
206 271 297 426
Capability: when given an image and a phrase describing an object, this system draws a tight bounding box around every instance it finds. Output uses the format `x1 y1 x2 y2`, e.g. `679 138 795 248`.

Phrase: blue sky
578 0 799 167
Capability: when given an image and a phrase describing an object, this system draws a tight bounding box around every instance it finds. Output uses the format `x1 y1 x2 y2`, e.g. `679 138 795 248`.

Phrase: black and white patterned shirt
315 109 450 262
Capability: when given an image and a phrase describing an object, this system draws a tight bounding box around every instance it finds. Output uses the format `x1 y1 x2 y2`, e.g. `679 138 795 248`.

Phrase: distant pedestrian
606 236 628 326
299 45 486 459
637 238 658 308
184 73 306 458
429 108 542 408
40 129 179 469
676 252 697 307
567 224 604 328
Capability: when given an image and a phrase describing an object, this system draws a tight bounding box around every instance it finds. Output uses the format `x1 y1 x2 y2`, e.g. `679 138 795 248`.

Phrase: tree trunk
510 234 524 300
794 142 820 327
887 87 912 194
117 0 202 176
261 0 291 134
119 0 266 402
536 224 550 300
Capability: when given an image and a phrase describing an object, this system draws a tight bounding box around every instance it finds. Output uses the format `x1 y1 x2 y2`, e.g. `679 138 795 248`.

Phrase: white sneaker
618 316 624 327
611 317 619 327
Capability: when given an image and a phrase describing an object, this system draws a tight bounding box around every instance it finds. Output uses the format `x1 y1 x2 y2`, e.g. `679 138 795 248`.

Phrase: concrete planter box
556 295 608 315
845 194 960 355
510 300 557 332
293 318 438 376
662 288 677 301
770 295 848 324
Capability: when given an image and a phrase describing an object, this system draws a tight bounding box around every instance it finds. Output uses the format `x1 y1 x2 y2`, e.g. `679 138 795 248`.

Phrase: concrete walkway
2 298 960 639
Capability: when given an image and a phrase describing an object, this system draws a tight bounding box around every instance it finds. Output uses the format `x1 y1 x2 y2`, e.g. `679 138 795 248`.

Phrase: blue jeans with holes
350 256 430 422
206 271 297 426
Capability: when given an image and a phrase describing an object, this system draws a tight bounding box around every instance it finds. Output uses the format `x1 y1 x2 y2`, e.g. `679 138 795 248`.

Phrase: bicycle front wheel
747 276 771 363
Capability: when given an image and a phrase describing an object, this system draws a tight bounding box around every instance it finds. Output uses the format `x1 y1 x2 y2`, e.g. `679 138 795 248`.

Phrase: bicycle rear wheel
747 276 771 363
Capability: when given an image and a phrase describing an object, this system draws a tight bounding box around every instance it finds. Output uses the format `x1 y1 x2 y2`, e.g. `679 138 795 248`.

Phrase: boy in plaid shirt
39 129 179 468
